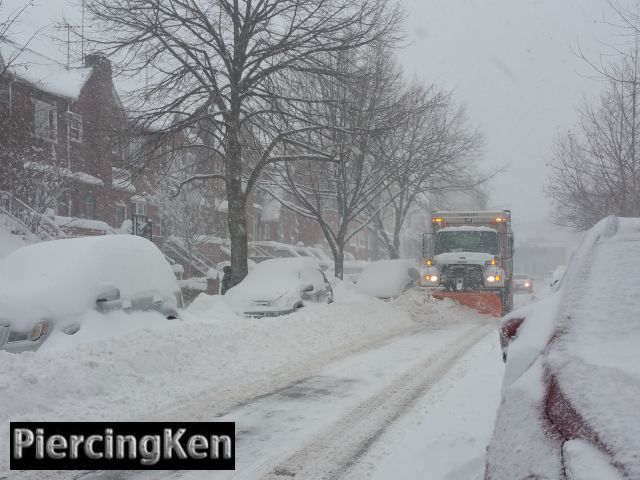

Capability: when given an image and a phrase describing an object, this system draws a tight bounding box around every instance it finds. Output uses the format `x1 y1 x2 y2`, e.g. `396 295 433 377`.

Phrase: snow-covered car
305 246 332 271
341 260 369 285
355 259 419 299
486 216 640 480
512 273 533 293
224 257 333 317
249 240 303 263
0 235 183 353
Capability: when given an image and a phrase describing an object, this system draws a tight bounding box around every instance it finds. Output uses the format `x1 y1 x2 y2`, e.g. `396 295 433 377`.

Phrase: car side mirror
96 285 120 304
302 284 314 293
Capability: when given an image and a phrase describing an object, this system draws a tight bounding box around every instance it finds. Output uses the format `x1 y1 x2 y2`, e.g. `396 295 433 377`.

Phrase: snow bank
0 292 427 474
0 228 26 259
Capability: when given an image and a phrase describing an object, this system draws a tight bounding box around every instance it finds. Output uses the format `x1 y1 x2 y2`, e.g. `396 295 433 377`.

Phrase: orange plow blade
431 291 502 317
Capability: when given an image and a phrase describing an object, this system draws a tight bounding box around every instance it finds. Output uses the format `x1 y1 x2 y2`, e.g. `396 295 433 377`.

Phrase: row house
0 39 375 271
0 38 149 237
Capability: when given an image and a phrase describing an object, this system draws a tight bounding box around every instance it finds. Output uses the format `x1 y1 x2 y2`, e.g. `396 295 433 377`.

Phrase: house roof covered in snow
0 38 94 100
112 167 136 193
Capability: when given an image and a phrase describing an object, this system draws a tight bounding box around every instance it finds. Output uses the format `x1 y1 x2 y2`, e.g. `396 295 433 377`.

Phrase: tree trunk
226 131 249 286
391 232 401 259
334 244 345 280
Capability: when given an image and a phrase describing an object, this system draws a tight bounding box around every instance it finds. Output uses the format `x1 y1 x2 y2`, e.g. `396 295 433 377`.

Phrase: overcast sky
400 0 619 242
3 0 627 243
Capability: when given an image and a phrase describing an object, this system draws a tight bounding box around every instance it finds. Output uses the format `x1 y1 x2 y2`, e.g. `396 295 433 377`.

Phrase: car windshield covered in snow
434 230 499 255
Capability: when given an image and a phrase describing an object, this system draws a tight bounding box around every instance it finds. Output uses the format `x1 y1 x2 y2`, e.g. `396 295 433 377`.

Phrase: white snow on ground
343 330 503 480
0 229 26 259
0 287 483 476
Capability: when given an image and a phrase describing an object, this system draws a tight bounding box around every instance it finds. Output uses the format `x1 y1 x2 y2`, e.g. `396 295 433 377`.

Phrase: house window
116 202 127 228
34 100 57 141
68 112 82 142
85 195 96 220
263 223 271 240
359 232 366 248
251 217 259 240
56 191 72 217
0 83 10 106
111 138 121 156
129 137 146 170
132 199 147 216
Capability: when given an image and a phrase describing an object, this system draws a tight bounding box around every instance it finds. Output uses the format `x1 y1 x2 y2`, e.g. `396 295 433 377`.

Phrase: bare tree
262 46 417 278
370 85 484 258
150 149 223 278
547 0 640 229
0 0 36 76
84 0 402 285
0 143 69 237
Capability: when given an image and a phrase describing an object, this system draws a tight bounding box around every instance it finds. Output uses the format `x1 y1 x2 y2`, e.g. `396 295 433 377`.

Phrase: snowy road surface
3 288 508 480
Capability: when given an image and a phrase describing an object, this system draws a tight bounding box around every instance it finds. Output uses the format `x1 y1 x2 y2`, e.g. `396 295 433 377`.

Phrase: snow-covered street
1 288 505 480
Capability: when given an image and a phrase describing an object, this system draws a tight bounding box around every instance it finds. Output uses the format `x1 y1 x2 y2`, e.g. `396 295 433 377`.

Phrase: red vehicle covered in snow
486 216 640 480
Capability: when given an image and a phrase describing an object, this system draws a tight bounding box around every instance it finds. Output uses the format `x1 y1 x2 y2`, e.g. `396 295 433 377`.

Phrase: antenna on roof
81 0 85 63
55 19 80 68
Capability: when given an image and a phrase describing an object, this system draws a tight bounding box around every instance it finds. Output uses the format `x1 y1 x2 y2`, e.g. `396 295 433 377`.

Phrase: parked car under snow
0 235 183 353
224 257 333 317
486 216 640 479
355 259 419 299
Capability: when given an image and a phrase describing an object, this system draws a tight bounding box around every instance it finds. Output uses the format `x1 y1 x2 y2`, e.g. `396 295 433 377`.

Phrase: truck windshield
434 231 499 255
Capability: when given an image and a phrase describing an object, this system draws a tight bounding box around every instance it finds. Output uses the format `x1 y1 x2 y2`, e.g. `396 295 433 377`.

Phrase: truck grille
441 264 484 290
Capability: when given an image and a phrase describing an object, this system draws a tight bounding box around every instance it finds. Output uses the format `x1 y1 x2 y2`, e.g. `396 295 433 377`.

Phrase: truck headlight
486 275 501 283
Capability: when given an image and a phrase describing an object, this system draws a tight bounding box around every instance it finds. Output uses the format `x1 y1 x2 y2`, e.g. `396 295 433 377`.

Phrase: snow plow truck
421 210 514 317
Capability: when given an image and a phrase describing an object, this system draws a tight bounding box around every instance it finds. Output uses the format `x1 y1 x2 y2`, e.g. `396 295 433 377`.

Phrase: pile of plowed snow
0 282 492 473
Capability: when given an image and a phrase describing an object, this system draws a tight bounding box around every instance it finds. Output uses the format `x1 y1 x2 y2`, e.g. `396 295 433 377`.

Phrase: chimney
84 53 112 76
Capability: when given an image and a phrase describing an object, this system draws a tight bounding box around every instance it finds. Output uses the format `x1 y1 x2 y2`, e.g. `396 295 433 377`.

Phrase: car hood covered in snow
0 235 179 330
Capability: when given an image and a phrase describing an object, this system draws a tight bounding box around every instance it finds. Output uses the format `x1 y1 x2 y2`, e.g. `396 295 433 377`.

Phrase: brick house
0 39 150 237
0 39 375 268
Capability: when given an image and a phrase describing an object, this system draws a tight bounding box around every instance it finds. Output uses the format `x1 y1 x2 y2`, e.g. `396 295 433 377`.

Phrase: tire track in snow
261 324 494 480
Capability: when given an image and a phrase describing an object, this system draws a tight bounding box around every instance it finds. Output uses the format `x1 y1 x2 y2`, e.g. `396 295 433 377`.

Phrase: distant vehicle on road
0 235 183 353
355 259 419 299
512 273 533 293
224 257 333 317
487 216 640 480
